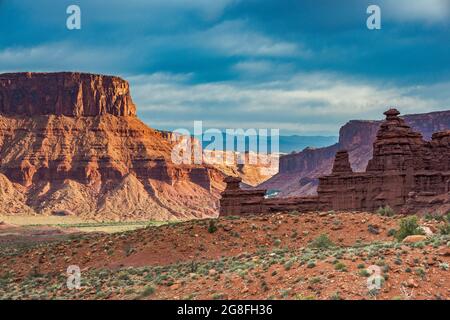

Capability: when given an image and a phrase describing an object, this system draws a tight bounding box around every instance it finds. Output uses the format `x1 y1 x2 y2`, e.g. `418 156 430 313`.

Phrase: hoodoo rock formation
0 72 224 220
220 109 450 216
259 110 450 197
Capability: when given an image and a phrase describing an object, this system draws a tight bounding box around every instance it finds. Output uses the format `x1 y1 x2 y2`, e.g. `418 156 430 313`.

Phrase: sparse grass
0 215 167 233
439 263 449 271
334 262 347 272
438 221 450 235
139 285 156 298
358 269 370 277
3 212 450 300
329 291 342 300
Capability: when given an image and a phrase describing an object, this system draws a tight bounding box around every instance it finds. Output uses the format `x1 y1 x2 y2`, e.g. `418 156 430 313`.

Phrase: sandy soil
0 211 448 300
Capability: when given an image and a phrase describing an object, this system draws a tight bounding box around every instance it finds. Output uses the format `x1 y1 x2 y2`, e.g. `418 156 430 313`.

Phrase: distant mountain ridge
202 132 338 154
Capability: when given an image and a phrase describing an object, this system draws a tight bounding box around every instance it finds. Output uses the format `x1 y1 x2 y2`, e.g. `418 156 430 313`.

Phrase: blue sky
0 0 449 135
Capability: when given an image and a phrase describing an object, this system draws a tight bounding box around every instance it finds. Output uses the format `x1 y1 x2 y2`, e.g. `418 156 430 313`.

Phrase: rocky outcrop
318 109 449 214
220 109 450 216
259 110 450 197
331 150 353 174
0 72 223 220
0 72 136 117
219 176 318 216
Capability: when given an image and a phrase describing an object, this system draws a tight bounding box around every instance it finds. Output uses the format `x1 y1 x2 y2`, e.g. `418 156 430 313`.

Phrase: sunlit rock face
0 72 225 220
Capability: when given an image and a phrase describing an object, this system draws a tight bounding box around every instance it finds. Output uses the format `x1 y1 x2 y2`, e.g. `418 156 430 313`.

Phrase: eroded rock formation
220 109 450 216
259 110 450 197
0 72 224 220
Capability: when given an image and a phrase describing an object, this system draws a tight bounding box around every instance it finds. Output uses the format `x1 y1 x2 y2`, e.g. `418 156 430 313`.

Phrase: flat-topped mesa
331 150 352 175
0 72 136 117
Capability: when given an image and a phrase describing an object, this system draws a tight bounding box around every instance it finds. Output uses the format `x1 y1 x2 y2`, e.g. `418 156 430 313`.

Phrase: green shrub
207 220 218 234
394 216 424 241
309 234 334 249
387 229 396 237
376 205 395 217
358 269 370 277
334 262 347 272
439 223 450 235
439 263 449 271
140 285 155 297
273 239 282 246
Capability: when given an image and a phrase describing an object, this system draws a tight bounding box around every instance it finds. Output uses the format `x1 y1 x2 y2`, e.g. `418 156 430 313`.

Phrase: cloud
190 20 308 58
129 72 450 135
232 60 295 79
0 43 135 75
382 0 450 23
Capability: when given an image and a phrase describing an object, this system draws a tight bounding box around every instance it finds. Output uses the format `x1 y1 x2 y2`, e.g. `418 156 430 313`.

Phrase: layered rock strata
259 110 450 197
0 72 224 220
220 109 450 216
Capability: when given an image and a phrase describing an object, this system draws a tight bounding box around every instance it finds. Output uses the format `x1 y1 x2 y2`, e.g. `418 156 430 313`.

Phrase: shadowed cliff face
259 110 450 197
0 72 136 117
0 72 224 220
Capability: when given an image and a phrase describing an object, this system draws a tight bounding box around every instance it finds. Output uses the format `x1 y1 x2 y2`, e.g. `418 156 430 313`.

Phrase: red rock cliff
0 72 223 220
0 72 136 117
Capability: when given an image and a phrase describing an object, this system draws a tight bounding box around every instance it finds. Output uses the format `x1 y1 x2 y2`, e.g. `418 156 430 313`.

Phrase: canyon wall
0 72 224 220
0 72 136 117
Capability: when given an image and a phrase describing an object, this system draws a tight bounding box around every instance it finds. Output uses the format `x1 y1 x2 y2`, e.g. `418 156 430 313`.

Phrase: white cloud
382 0 450 23
129 72 450 135
190 20 308 58
0 43 132 74
232 60 295 78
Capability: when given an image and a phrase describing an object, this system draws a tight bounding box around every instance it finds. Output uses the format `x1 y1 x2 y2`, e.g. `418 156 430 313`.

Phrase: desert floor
0 211 449 300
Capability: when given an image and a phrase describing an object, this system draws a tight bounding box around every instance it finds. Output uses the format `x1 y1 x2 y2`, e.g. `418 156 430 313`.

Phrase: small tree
208 220 218 233
394 216 424 241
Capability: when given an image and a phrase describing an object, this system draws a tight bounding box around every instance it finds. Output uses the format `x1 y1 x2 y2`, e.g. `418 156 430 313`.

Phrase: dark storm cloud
0 0 449 134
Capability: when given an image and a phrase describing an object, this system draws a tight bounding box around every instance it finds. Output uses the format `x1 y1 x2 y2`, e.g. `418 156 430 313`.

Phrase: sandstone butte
0 72 234 221
220 109 450 216
259 109 450 197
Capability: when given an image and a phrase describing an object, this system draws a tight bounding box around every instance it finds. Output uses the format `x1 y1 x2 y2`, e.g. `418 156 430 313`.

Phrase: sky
0 0 449 135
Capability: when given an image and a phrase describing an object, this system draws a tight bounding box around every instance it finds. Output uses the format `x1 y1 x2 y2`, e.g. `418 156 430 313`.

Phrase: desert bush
387 229 396 237
358 269 370 277
394 216 424 241
376 205 395 217
439 223 450 235
207 220 218 234
309 234 334 249
424 212 443 221
140 285 155 297
334 262 347 272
